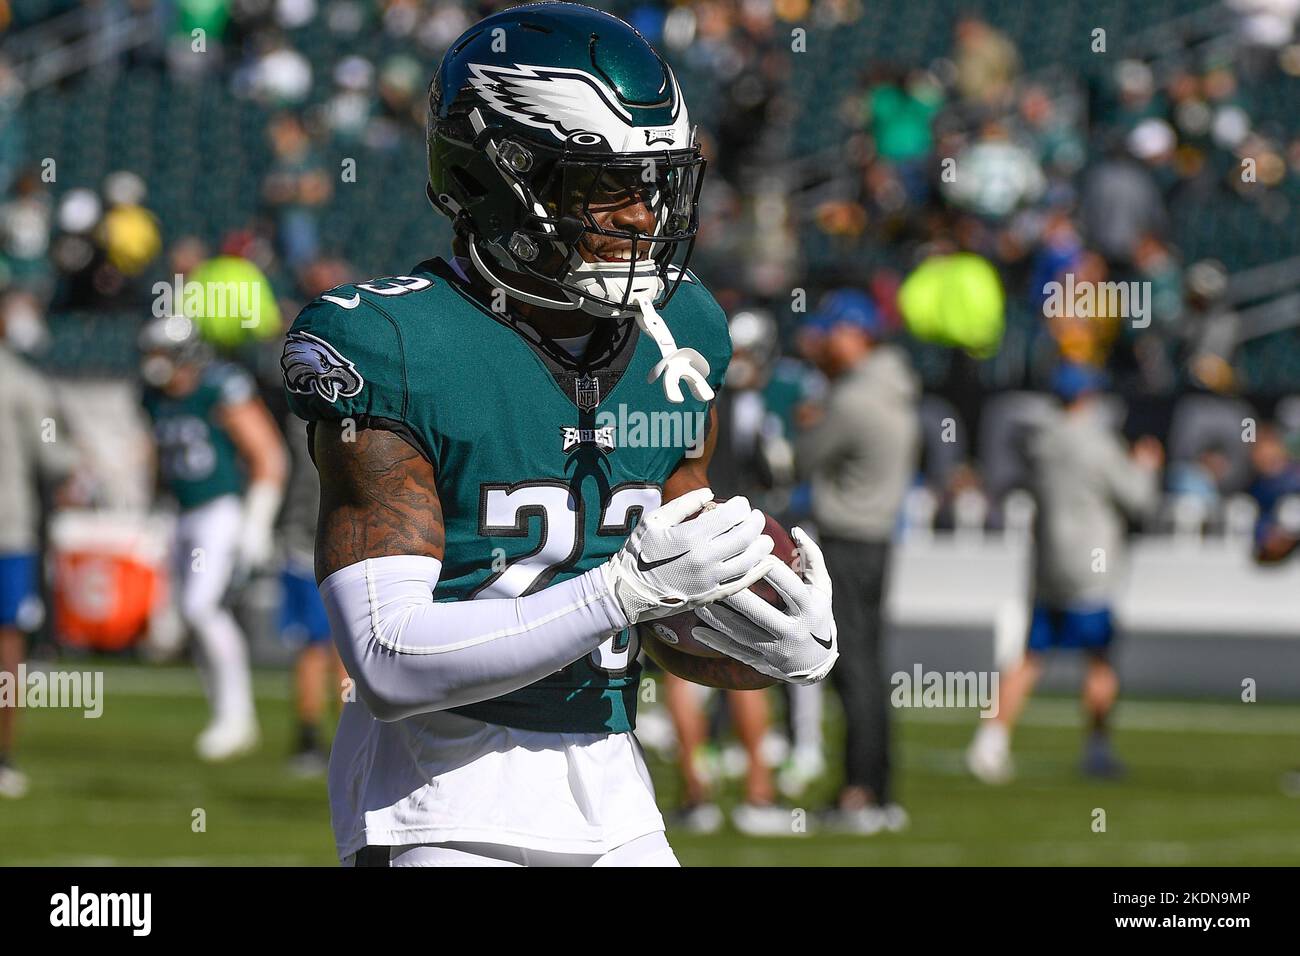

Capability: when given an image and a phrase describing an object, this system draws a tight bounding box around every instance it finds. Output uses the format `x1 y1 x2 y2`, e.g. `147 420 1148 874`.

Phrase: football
637 501 799 689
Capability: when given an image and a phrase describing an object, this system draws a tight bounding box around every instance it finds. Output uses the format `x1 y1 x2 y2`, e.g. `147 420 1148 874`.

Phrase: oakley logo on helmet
282 331 365 403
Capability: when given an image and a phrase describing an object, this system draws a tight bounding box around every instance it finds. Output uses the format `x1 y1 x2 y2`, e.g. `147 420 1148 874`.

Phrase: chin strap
468 238 713 403
631 292 714 404
468 236 585 311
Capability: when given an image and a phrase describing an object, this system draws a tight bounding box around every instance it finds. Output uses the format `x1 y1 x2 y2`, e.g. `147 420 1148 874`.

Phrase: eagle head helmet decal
463 61 687 153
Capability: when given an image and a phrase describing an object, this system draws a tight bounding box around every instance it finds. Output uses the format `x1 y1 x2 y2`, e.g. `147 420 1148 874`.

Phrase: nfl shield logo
575 374 600 412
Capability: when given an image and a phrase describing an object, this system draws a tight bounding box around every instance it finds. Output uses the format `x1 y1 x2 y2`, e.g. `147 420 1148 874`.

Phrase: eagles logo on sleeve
281 331 365 403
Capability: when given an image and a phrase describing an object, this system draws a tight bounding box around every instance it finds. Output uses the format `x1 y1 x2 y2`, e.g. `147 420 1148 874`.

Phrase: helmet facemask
443 110 705 317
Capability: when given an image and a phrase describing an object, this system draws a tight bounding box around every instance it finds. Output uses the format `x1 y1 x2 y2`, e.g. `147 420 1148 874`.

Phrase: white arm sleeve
319 555 630 722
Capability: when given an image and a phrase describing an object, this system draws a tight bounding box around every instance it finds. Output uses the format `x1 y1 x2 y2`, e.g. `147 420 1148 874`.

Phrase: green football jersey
283 258 731 734
142 361 253 510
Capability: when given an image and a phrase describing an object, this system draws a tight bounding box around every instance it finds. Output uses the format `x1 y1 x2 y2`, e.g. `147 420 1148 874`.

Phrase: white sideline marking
87 665 1300 735
903 696 1300 735
96 666 292 701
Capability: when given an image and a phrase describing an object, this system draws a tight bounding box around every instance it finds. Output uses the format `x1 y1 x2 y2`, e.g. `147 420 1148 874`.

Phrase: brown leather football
637 503 797 687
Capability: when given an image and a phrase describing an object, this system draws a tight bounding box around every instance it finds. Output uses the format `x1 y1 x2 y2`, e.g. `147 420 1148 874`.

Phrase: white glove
691 527 838 685
602 487 778 626
236 479 283 574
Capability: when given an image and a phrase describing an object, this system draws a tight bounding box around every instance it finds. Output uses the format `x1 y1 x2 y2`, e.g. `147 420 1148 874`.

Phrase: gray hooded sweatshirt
0 345 77 552
1028 401 1158 608
796 345 920 542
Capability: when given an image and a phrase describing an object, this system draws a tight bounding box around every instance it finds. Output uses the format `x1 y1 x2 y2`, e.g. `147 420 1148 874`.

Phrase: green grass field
2 663 1297 866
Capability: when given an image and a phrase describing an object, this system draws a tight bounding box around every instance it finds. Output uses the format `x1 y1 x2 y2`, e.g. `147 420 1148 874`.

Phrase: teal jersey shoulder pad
281 272 449 429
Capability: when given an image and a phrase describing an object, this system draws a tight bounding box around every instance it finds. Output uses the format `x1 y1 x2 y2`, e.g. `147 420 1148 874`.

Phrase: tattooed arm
310 421 627 720
660 405 717 504
313 422 445 583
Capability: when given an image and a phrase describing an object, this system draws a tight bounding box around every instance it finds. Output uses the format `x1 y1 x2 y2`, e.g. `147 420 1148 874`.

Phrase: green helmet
427 2 704 317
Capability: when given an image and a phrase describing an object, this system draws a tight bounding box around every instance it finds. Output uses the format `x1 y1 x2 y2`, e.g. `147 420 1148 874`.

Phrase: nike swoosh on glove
690 527 838 685
602 487 778 627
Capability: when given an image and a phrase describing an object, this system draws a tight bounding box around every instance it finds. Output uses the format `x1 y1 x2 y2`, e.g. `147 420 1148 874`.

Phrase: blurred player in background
0 310 80 798
662 308 809 835
796 289 919 834
139 315 287 761
279 413 345 775
968 363 1162 784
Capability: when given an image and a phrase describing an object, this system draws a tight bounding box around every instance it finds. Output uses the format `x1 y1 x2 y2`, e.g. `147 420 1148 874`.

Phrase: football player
283 3 837 867
140 314 287 761
967 363 1161 784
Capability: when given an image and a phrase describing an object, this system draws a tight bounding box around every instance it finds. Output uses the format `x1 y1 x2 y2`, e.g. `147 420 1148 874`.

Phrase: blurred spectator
376 54 425 130
49 187 148 311
1045 251 1121 368
1167 444 1231 510
1028 210 1085 308
706 3 785 185
953 16 1020 112
323 56 375 143
1079 142 1170 268
0 309 81 799
1132 235 1184 328
98 171 162 278
416 2 472 51
243 32 313 105
261 113 331 271
0 56 25 198
1248 423 1300 562
1110 60 1163 135
796 289 920 834
296 254 354 299
167 235 211 281
49 188 103 308
942 121 1045 219
1015 84 1085 180
1228 0 1300 80
1 288 48 354
858 66 943 205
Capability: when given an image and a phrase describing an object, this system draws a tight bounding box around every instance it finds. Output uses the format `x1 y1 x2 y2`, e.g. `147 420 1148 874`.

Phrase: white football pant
174 494 255 728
